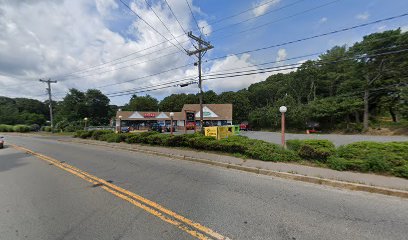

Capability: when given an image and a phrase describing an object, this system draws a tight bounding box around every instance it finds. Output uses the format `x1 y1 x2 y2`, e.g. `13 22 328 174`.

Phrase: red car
186 122 196 130
0 136 4 149
240 121 251 131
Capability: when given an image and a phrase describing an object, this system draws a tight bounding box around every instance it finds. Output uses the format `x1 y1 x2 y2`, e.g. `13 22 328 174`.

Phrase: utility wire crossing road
1 135 408 239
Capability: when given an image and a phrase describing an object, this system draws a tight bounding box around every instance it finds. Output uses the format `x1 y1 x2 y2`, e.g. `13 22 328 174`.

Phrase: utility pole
186 31 213 131
39 78 57 130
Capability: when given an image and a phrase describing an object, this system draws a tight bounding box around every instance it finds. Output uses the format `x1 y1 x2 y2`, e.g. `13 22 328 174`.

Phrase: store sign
186 112 195 121
144 113 156 118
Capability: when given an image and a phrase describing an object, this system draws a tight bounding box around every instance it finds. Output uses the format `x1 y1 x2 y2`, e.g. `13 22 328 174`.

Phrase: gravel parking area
240 131 408 146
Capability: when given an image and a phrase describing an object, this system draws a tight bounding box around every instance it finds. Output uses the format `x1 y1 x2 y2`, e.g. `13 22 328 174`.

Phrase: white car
0 136 4 149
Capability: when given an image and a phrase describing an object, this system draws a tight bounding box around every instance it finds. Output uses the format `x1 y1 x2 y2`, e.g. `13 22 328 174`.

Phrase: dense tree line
1 29 407 132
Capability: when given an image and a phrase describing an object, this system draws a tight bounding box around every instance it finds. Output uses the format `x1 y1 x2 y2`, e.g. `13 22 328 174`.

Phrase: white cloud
319 17 328 23
356 12 369 20
0 0 211 105
252 0 280 17
275 49 287 63
95 0 118 16
401 25 408 33
377 25 386 31
203 54 268 93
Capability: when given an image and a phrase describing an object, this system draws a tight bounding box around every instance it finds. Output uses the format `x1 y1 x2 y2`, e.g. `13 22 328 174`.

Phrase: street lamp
279 106 287 148
170 112 174 136
84 117 88 130
118 115 122 133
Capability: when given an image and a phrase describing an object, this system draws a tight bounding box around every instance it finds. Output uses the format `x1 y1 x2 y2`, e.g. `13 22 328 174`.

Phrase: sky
0 0 407 105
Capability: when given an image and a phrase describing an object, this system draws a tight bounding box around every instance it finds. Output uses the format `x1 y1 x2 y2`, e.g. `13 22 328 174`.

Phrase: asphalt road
1 135 408 240
240 131 408 146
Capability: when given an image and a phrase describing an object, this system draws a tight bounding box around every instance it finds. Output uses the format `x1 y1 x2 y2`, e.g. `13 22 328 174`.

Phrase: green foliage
0 124 31 132
328 141 408 178
13 125 31 132
393 164 408 178
91 130 113 140
74 130 94 139
287 139 335 162
123 95 159 111
0 124 14 132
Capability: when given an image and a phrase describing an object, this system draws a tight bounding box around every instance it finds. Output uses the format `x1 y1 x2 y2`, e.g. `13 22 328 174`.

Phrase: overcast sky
0 0 407 105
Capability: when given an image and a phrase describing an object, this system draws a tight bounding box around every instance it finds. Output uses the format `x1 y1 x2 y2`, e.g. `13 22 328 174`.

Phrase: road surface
1 135 407 239
241 131 408 146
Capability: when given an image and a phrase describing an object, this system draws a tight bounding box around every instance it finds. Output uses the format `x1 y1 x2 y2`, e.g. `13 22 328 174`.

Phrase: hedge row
0 124 32 132
75 130 300 162
74 130 408 179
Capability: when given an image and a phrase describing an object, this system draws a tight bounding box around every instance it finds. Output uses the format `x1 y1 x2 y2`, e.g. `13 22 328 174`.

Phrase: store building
115 104 232 130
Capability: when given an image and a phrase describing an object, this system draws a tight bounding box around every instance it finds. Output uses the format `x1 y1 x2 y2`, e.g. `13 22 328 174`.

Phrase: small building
115 104 232 130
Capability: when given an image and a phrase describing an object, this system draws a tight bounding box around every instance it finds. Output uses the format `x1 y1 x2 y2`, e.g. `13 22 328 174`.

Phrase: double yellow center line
11 144 230 240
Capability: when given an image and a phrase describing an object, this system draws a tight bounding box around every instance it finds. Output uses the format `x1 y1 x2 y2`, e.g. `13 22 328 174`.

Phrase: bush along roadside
327 141 408 179
74 130 408 179
0 124 32 132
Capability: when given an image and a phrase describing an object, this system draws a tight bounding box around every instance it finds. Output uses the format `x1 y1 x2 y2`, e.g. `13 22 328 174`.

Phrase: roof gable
195 106 219 118
128 112 143 119
156 112 169 118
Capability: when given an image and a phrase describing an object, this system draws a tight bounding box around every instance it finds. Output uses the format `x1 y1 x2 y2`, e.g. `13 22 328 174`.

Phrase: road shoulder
62 138 408 198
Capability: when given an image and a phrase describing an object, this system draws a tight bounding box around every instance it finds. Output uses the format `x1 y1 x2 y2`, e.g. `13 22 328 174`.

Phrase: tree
56 88 87 122
85 89 110 125
217 90 251 123
123 95 159 111
349 30 402 130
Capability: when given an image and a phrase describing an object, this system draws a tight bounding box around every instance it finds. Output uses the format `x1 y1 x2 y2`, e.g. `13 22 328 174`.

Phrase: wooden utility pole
39 78 57 130
186 31 213 131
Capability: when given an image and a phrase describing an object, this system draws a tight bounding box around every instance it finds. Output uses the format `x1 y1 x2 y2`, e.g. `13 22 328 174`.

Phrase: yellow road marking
10 144 230 240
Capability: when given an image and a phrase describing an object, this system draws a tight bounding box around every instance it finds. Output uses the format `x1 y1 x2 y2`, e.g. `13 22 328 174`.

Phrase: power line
206 0 341 36
208 0 308 35
207 12 408 62
48 0 316 79
104 14 408 88
60 50 184 80
119 0 187 54
43 13 408 97
185 0 202 36
106 46 408 97
143 0 187 51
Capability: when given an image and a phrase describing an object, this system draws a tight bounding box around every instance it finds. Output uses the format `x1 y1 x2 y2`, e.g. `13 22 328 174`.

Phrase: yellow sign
205 126 237 140
205 127 218 139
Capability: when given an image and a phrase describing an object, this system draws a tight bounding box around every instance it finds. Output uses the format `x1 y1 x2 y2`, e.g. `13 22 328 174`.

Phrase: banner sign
186 111 195 121
144 113 156 118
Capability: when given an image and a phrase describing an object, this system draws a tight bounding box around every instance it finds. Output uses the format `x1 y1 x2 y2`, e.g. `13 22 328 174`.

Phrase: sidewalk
65 138 408 193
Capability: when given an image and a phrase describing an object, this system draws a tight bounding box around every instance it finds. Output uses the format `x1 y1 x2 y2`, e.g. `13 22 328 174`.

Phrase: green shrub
42 126 52 132
335 141 408 167
287 139 335 162
91 130 113 140
286 139 303 152
327 157 367 172
246 141 300 162
0 124 14 132
393 164 408 179
105 133 123 143
13 125 31 132
146 134 171 145
74 130 94 139
286 139 336 162
167 134 196 147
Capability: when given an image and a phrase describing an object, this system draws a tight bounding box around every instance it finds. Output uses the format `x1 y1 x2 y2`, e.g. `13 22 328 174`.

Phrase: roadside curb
63 139 408 199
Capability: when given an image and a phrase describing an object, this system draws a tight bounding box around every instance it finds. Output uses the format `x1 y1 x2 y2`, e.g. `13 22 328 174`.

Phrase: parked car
186 122 196 130
150 123 163 133
121 127 130 133
240 121 251 131
165 125 176 132
0 136 4 149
